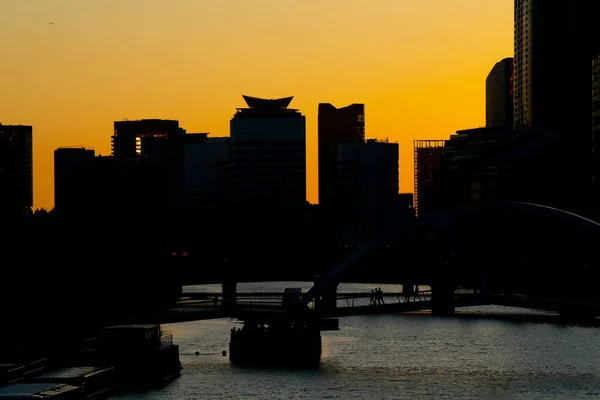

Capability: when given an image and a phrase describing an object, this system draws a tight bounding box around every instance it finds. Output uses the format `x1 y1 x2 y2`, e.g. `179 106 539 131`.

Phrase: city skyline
0 0 513 210
5 2 600 395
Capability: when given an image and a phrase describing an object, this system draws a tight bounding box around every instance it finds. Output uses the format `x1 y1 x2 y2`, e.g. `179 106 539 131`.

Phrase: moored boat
0 382 81 400
229 321 322 368
32 366 117 400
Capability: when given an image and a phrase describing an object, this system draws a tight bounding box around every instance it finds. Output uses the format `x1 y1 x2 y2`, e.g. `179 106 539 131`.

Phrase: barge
0 382 81 400
0 325 180 399
229 321 322 368
32 366 117 400
91 324 181 386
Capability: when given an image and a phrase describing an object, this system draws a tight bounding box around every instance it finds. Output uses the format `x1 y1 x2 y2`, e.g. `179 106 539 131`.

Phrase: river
110 282 600 399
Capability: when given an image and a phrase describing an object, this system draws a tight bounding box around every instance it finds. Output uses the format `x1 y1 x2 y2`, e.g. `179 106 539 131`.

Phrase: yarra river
111 282 600 399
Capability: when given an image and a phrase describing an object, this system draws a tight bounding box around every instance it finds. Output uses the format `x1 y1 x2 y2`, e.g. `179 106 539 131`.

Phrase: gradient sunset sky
1 0 513 210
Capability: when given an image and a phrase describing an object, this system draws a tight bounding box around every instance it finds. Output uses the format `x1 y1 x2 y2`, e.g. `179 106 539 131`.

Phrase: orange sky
0 0 513 210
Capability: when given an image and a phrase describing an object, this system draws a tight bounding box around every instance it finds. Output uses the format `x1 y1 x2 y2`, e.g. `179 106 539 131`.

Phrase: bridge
124 199 600 322
120 200 600 366
126 285 600 326
292 200 600 312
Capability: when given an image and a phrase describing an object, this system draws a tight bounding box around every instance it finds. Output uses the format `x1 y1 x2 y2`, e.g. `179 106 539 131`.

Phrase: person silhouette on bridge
370 289 376 306
377 288 385 305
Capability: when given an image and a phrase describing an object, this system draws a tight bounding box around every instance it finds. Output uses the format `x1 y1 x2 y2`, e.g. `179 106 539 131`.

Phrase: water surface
111 282 600 399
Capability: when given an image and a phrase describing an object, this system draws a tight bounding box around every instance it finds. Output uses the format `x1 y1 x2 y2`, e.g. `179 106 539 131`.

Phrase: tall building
334 139 399 234
180 134 230 211
111 119 186 210
318 103 365 207
0 124 32 213
435 127 559 208
513 0 599 132
65 155 166 222
54 147 95 216
413 140 445 216
486 57 514 128
513 0 600 206
112 119 181 160
229 95 306 215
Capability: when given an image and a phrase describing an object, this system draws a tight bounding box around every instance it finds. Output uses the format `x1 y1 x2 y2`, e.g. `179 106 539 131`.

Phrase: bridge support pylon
222 281 237 312
431 282 455 316
229 319 322 368
402 282 415 298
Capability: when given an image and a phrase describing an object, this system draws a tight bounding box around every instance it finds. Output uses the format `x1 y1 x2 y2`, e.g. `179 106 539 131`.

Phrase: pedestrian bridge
123 287 600 326
297 200 600 309
126 200 600 326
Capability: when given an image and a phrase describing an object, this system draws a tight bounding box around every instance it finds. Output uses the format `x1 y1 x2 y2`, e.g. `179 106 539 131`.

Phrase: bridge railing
234 300 285 311
178 289 436 313
334 290 433 308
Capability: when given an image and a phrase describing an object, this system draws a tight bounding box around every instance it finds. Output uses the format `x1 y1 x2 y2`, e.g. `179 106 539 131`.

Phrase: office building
54 147 95 216
70 155 165 222
513 0 600 132
435 127 560 207
230 95 306 215
180 134 230 211
112 119 181 160
334 139 399 233
318 103 365 208
111 118 188 211
413 140 445 216
486 58 514 128
0 124 32 213
513 0 600 206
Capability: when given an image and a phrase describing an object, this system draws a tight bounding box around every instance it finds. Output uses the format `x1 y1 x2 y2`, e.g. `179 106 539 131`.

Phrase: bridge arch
418 201 600 233
297 201 600 307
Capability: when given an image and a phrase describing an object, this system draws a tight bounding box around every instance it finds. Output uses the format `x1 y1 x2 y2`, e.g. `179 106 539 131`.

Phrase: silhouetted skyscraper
513 0 600 207
0 124 32 213
486 57 514 128
229 95 306 215
334 139 399 235
112 119 181 160
111 119 187 211
514 0 597 131
54 147 95 216
414 140 445 216
318 103 364 208
180 134 230 211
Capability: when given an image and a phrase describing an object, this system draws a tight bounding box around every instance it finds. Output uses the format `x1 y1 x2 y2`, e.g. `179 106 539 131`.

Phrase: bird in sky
48 22 55 25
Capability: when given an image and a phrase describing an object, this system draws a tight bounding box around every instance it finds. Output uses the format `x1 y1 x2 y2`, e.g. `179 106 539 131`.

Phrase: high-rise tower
513 0 600 207
230 95 306 215
514 0 600 131
486 57 514 128
112 119 181 160
318 103 364 208
0 124 32 213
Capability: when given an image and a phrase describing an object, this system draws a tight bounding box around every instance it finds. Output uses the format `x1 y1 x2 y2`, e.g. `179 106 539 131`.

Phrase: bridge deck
123 290 447 325
120 290 600 325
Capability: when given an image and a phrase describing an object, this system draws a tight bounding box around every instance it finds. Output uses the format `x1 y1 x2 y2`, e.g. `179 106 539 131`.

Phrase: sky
0 0 513 210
